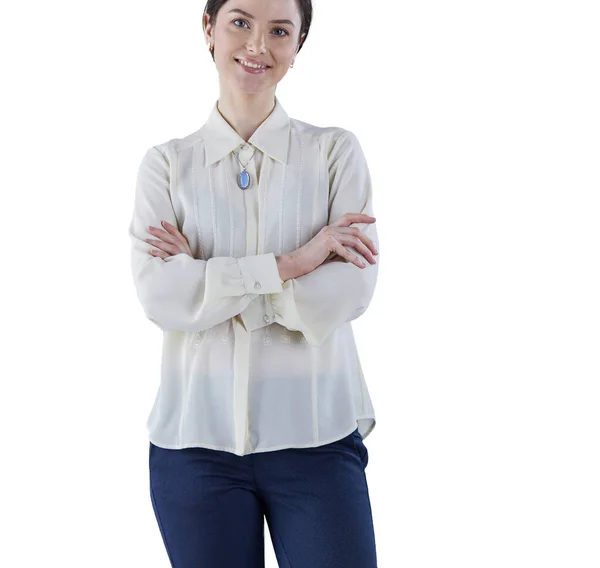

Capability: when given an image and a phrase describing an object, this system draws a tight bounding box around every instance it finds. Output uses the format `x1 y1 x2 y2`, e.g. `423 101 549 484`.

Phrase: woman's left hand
146 221 193 259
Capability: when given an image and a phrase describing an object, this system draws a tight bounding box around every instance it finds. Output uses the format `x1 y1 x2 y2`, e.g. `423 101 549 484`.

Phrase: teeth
238 59 267 69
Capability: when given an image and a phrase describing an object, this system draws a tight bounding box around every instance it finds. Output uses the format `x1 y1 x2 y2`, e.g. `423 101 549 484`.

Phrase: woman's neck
216 90 276 142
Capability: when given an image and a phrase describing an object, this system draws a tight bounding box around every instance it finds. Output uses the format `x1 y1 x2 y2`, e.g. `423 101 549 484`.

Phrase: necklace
234 147 257 190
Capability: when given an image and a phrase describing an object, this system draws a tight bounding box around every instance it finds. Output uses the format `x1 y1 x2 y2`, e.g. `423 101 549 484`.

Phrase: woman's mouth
235 58 271 74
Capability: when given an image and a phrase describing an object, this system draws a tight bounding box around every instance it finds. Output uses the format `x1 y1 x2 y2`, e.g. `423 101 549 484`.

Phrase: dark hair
203 0 312 62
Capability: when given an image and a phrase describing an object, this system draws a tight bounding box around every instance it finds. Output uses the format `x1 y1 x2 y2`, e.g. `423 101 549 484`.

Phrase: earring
208 42 212 51
290 61 294 68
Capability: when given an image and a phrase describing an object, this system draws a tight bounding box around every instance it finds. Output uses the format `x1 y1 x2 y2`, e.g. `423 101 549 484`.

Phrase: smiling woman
129 0 380 566
203 0 311 110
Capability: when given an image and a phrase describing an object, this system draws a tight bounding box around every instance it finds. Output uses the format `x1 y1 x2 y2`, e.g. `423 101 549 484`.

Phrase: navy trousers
149 427 377 567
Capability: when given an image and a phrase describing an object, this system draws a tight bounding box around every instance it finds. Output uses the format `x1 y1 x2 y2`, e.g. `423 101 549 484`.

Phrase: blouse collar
202 96 291 167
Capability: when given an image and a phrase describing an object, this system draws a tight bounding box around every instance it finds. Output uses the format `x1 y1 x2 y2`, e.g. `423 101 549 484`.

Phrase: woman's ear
203 12 213 44
297 32 307 53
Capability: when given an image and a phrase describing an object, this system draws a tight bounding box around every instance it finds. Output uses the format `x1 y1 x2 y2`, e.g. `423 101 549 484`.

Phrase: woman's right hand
289 213 379 278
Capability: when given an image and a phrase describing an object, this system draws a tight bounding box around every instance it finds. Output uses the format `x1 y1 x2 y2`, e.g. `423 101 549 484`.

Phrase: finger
160 222 195 257
330 213 376 228
161 220 187 245
149 224 187 251
146 238 180 256
328 214 367 228
334 242 366 268
149 248 169 259
148 225 178 246
334 227 379 260
338 237 376 264
345 213 376 224
352 230 378 262
349 227 378 256
344 212 376 221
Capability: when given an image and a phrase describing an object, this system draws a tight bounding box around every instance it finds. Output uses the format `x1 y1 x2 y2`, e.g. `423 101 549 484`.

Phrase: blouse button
254 281 262 289
263 315 271 323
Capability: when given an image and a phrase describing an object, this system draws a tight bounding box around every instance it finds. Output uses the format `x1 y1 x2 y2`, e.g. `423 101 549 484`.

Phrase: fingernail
161 220 168 227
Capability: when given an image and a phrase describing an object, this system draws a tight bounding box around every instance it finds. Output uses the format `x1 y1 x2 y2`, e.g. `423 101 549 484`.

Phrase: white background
1 0 599 566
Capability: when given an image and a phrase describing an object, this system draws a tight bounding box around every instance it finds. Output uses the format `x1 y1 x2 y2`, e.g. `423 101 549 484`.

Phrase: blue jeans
149 427 377 567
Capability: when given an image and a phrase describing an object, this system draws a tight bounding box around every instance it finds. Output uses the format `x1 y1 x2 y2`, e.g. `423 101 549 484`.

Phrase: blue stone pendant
237 169 251 190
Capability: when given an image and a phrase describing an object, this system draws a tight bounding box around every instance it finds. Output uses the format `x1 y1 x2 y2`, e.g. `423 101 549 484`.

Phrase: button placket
263 325 272 345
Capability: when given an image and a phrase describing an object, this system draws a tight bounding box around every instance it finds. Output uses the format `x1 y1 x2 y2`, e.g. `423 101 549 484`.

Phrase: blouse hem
148 415 376 455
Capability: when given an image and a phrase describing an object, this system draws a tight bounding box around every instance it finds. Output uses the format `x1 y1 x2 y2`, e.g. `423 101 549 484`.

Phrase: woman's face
204 0 303 95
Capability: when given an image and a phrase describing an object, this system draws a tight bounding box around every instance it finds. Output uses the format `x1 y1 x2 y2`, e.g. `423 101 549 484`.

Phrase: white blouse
128 97 380 456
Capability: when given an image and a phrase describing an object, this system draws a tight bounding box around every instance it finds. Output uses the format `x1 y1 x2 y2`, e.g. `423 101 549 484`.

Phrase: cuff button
254 281 262 289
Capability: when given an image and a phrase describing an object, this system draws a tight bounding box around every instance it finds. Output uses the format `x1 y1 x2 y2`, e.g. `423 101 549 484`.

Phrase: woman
128 0 380 566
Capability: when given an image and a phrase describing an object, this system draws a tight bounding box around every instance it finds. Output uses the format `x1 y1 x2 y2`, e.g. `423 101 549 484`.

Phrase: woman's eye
232 19 288 37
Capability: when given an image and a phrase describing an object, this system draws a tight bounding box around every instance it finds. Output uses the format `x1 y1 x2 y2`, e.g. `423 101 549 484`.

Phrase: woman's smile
235 57 271 74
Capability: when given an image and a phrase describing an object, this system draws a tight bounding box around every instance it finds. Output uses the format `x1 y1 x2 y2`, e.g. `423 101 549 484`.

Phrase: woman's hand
290 213 378 277
146 220 193 259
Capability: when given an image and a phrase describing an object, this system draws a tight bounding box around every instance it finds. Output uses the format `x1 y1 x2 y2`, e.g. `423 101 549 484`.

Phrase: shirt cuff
237 253 284 295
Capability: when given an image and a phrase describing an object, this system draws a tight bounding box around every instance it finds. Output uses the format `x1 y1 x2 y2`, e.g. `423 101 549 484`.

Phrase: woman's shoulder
141 123 207 162
289 116 356 148
160 128 204 155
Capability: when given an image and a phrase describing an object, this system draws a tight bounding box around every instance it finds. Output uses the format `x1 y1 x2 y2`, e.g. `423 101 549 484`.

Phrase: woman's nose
246 35 266 54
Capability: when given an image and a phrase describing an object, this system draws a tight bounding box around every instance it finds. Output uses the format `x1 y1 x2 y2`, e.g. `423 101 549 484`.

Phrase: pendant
237 169 251 190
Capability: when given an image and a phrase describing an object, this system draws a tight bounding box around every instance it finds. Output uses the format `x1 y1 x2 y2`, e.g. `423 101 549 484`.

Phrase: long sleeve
269 131 380 346
128 146 284 332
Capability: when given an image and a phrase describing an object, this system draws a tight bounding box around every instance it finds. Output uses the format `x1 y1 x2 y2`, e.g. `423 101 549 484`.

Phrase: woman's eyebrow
228 8 296 27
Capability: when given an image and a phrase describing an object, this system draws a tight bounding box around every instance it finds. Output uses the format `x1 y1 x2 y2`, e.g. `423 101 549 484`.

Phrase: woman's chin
230 76 276 94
